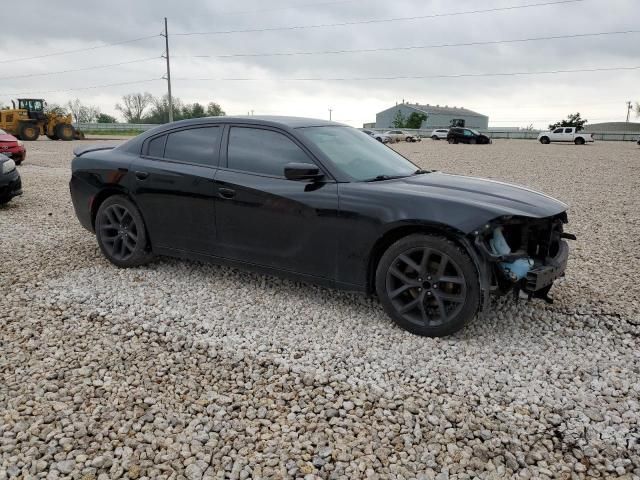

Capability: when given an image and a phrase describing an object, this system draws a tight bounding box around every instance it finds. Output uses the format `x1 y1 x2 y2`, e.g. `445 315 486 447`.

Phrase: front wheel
447 138 457 144
376 234 480 337
55 124 74 141
540 137 550 144
95 195 153 268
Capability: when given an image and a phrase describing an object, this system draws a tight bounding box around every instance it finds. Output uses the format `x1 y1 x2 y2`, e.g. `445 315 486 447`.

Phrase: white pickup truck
538 127 594 145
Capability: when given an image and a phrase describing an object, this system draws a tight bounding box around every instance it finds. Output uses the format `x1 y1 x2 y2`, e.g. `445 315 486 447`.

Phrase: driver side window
553 128 564 134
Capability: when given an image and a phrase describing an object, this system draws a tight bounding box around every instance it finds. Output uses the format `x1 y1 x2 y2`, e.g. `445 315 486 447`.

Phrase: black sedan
70 116 571 337
447 127 492 144
0 154 22 205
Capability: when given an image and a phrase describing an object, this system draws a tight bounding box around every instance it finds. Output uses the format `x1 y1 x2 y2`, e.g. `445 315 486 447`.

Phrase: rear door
213 125 339 280
131 125 222 255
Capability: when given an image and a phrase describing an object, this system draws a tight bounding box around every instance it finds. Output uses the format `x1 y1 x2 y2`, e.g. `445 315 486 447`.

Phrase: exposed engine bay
473 212 575 304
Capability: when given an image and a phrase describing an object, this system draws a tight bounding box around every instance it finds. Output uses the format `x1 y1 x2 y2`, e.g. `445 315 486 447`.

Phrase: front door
213 125 339 280
131 125 222 255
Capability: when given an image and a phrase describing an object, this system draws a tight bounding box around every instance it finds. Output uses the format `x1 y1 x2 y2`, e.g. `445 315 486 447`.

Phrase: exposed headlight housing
17 140 24 147
1 158 16 174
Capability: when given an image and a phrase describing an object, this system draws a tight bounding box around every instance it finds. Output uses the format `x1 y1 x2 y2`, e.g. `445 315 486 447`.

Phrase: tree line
40 93 225 124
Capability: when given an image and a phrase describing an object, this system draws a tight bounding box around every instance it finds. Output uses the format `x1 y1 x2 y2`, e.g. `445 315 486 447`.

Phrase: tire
540 137 550 144
46 134 59 141
406 137 413 142
95 195 153 268
448 138 458 144
375 234 480 337
574 137 585 145
19 123 40 141
431 136 439 140
376 137 383 142
55 124 74 141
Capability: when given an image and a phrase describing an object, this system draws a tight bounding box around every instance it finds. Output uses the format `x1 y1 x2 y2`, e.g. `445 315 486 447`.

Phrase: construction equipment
0 99 84 141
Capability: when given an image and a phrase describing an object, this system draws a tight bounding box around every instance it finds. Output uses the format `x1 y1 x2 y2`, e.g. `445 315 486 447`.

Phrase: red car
0 129 26 165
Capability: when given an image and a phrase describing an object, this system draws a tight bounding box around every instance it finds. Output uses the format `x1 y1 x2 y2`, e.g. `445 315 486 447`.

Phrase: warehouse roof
405 103 487 117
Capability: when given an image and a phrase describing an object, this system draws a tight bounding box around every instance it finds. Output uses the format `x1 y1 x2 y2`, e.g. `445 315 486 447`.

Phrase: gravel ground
1 138 639 479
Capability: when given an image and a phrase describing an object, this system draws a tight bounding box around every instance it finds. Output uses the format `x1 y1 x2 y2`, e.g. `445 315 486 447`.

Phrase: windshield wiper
363 174 408 182
413 169 434 175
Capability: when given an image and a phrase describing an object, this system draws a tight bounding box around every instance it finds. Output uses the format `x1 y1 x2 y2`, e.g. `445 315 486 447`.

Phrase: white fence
76 123 640 141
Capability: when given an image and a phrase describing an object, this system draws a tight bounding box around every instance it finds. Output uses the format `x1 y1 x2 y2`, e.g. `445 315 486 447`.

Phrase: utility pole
328 108 332 121
626 101 632 123
162 17 174 123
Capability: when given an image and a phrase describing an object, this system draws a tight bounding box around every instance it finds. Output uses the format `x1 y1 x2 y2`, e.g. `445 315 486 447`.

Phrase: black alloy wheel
376 234 479 336
95 196 152 267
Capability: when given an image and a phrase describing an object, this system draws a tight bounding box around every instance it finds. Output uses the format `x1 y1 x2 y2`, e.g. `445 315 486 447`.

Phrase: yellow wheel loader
0 99 84 141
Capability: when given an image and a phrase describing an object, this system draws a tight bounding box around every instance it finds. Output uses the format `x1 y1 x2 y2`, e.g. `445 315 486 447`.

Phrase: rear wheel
431 135 439 140
540 136 550 144
46 133 59 141
448 138 457 144
55 124 74 141
95 195 153 268
19 123 40 141
574 137 585 145
376 234 479 337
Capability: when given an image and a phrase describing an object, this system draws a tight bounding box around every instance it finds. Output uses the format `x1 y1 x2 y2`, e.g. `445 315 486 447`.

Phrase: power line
0 57 160 81
0 78 162 97
173 0 584 36
0 34 161 65
173 65 640 82
175 29 639 59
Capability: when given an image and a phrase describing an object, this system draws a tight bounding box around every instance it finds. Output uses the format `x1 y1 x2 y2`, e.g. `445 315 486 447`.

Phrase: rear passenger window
147 135 166 157
564 128 573 133
227 127 311 177
163 127 221 166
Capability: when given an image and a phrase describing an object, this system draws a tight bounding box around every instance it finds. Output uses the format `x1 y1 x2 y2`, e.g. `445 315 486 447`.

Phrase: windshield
300 126 418 181
470 129 480 135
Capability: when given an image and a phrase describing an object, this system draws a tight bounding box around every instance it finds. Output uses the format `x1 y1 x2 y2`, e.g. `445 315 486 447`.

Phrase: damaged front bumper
468 212 573 312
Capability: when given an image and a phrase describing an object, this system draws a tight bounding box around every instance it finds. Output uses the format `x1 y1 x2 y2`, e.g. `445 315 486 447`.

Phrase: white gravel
1 138 639 479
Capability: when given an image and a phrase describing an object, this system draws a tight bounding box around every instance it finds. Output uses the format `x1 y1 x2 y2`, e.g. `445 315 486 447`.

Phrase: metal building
375 102 489 129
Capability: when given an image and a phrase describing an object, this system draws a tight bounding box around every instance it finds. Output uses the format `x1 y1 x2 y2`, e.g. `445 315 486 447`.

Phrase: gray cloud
0 0 637 127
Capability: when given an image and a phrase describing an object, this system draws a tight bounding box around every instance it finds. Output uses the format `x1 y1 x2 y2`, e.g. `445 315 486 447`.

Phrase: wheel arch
366 222 471 295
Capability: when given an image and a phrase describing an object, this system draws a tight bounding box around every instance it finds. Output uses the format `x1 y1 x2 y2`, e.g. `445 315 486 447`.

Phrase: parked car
0 153 22 205
537 127 594 145
360 129 391 144
384 130 420 143
430 129 449 140
447 127 492 144
0 129 26 165
70 116 572 337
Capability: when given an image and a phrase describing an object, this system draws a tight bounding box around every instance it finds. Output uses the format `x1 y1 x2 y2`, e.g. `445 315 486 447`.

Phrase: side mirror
284 162 323 181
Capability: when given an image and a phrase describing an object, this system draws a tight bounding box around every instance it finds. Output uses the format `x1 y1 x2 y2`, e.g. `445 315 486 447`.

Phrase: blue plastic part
489 227 533 281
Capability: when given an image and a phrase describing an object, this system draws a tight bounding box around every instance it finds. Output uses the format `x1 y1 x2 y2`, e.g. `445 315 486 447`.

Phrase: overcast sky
0 0 637 128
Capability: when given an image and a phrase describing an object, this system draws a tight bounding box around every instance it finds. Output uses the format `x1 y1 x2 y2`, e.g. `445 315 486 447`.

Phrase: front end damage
469 212 574 311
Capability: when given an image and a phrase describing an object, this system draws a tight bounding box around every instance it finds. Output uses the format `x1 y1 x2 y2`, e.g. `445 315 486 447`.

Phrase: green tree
404 112 427 129
206 102 225 117
97 113 117 123
392 110 406 128
549 112 588 131
143 95 184 124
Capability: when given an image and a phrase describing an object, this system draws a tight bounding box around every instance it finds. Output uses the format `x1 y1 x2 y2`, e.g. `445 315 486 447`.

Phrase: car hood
0 133 18 143
379 172 567 219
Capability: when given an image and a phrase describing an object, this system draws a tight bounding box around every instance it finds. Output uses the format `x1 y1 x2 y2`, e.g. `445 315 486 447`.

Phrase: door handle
135 171 149 180
218 187 236 199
